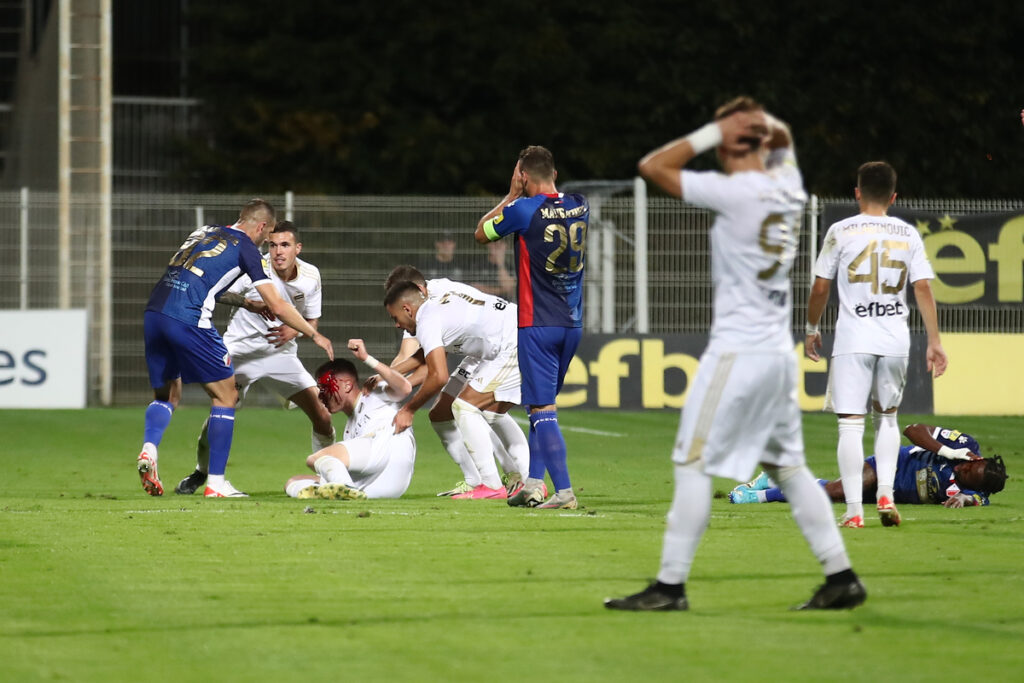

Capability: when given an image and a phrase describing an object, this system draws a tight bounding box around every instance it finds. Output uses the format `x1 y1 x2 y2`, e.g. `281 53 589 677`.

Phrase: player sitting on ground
284 339 415 500
731 424 1007 509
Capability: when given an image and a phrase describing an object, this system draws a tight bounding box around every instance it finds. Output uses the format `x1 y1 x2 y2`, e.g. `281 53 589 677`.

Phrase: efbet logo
854 301 905 318
554 336 827 411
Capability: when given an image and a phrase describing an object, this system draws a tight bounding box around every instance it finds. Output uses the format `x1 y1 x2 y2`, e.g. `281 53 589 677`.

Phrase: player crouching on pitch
284 339 416 500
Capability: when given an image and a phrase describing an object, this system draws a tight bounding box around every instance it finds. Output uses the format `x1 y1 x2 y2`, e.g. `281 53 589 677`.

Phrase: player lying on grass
730 424 1007 509
284 339 415 500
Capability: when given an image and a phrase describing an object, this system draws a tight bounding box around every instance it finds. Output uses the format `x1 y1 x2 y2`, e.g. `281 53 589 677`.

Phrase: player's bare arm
254 281 334 359
475 161 526 244
392 347 447 433
216 290 275 320
348 338 412 401
762 112 793 150
903 423 978 460
804 277 832 361
911 279 947 377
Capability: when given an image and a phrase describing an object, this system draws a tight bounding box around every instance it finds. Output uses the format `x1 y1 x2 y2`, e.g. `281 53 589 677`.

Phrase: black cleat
174 469 207 495
604 583 688 612
794 579 867 610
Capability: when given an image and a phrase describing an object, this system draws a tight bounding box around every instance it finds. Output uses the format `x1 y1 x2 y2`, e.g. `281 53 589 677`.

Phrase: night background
115 0 1024 198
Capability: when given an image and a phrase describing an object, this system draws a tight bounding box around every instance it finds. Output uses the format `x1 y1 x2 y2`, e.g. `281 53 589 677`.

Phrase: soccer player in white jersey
606 96 864 612
384 279 525 500
175 221 336 495
383 265 529 497
285 339 415 500
805 162 947 528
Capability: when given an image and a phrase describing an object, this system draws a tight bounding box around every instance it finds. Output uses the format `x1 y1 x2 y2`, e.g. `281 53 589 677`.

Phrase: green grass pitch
1 407 1021 681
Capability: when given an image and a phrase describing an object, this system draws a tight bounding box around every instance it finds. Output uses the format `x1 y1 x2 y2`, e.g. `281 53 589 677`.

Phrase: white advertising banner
0 310 88 409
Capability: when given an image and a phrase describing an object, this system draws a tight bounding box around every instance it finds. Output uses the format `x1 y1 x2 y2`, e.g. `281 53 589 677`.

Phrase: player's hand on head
347 338 367 361
509 160 525 198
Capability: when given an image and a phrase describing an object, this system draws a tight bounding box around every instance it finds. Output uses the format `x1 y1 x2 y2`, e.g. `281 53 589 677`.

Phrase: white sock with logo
837 416 866 518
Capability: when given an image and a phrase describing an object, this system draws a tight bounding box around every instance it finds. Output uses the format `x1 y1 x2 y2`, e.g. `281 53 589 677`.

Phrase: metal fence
1 189 1021 406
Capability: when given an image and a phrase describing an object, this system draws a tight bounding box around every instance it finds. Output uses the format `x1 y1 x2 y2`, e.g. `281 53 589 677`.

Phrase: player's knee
763 464 803 484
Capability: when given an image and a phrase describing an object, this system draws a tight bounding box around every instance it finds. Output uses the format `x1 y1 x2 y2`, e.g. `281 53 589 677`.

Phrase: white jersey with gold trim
344 382 403 440
414 288 516 361
814 213 933 356
222 256 322 357
680 147 807 353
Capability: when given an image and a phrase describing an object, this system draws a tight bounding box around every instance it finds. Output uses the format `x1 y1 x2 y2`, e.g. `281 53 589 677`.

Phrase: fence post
20 187 29 309
634 176 649 334
286 190 294 221
195 205 204 229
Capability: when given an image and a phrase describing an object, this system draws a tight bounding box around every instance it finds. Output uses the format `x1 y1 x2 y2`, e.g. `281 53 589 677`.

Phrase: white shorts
337 428 416 498
442 357 476 398
672 350 804 482
466 342 521 404
825 353 907 414
232 351 316 403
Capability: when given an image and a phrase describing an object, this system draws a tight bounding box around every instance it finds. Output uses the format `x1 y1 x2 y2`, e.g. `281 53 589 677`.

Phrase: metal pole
195 206 204 229
58 0 71 308
285 190 294 222
20 187 29 309
634 176 649 334
585 196 602 332
99 0 113 405
601 219 615 334
809 194 819 280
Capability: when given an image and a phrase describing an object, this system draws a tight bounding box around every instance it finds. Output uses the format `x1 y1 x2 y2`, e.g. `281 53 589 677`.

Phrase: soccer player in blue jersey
475 146 588 509
731 424 1008 509
138 199 334 498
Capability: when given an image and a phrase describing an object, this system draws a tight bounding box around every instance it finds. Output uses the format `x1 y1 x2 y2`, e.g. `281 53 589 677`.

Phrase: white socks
657 463 712 585
873 411 900 501
314 455 354 486
452 399 502 489
836 416 865 518
286 479 316 498
767 465 852 575
485 412 530 478
431 419 481 486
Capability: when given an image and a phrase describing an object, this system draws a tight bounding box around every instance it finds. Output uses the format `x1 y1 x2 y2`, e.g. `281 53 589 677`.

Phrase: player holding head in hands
474 145 588 510
804 161 946 528
606 97 864 612
138 199 333 498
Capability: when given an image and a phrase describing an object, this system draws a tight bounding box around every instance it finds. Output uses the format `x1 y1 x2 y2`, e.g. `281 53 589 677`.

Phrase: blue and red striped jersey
485 192 588 328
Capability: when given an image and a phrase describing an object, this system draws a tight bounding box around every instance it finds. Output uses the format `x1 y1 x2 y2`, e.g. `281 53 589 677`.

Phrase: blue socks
143 400 175 446
530 410 571 491
206 406 236 476
765 479 828 503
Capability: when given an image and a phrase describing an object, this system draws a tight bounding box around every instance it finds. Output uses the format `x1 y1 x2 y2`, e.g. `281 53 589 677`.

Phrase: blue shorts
144 311 234 388
518 326 582 407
